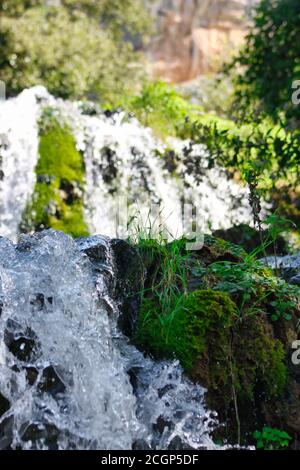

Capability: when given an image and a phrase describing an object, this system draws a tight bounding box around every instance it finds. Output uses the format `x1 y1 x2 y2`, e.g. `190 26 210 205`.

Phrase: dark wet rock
0 416 13 450
76 235 109 264
132 439 152 450
76 235 116 294
162 149 180 174
266 253 300 283
59 179 83 205
100 147 118 187
111 239 144 337
4 325 37 362
79 101 101 116
168 435 194 450
0 392 10 418
153 416 173 435
30 293 45 311
21 423 59 450
38 366 66 396
37 174 54 185
213 224 288 256
25 367 39 386
127 367 141 392
290 273 300 286
102 109 120 119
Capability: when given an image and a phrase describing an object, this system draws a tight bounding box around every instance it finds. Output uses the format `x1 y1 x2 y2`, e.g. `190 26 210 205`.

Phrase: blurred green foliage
253 427 292 450
230 0 300 126
0 0 151 103
124 81 198 137
124 80 230 138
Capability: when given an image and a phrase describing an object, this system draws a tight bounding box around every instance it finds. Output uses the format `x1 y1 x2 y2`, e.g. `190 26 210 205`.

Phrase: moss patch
137 289 237 371
21 120 89 238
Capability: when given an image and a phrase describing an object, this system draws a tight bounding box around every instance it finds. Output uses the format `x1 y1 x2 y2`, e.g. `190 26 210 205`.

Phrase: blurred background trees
0 0 151 104
231 0 300 126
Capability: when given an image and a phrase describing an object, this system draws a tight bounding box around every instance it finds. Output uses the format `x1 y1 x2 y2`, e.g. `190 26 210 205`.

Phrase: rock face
149 0 257 82
267 254 300 286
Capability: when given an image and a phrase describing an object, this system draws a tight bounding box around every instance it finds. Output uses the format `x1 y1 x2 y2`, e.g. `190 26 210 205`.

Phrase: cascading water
0 89 40 240
0 230 219 450
0 86 253 241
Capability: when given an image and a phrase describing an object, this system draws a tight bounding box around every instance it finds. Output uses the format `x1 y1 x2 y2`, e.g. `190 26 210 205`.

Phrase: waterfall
0 87 253 242
0 89 40 240
0 88 256 450
0 230 219 450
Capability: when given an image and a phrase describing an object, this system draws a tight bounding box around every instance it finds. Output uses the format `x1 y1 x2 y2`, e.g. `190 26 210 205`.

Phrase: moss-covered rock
137 289 237 371
21 120 89 238
132 235 300 446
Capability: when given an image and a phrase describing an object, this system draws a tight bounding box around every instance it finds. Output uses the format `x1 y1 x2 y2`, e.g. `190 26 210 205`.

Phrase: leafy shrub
125 81 203 137
203 258 299 321
253 427 292 450
179 117 300 187
230 0 300 125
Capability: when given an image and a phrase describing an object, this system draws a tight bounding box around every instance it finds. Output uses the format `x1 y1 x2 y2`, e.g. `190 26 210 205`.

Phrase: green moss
21 120 89 238
232 315 287 402
137 289 237 371
137 287 287 401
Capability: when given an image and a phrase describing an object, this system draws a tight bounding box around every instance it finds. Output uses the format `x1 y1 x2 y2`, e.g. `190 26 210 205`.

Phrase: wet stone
290 273 300 286
30 293 45 311
37 174 53 185
0 416 13 450
21 423 59 450
168 436 194 450
25 367 39 386
38 366 66 396
4 328 36 362
153 415 173 435
76 235 109 264
132 439 152 450
0 392 10 418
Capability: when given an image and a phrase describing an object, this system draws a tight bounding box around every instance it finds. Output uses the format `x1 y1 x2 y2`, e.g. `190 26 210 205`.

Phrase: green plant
253 427 292 450
203 256 299 321
181 117 300 189
125 81 202 138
